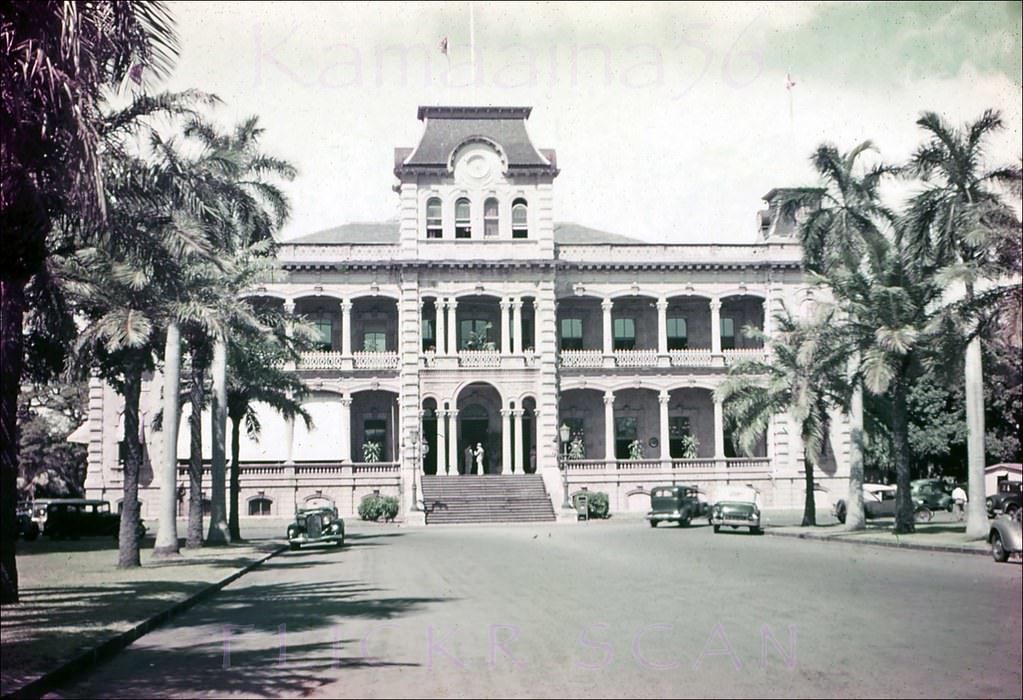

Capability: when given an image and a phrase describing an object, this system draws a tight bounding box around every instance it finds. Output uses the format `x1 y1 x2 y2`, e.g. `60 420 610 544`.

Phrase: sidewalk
763 520 991 556
1 536 283 698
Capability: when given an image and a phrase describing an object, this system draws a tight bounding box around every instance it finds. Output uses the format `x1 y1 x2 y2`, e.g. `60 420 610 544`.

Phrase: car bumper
288 533 343 546
646 511 687 523
711 515 761 528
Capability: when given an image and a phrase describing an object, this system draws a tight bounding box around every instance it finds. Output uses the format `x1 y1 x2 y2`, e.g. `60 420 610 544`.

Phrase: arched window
483 197 499 237
249 497 273 516
511 198 528 239
455 198 471 238
425 197 442 239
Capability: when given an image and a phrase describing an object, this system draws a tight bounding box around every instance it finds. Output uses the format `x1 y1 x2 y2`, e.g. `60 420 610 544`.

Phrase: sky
158 1 1023 244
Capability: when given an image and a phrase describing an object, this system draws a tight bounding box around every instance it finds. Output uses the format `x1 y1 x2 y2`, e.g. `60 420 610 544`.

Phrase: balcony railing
559 349 604 368
296 351 399 371
668 349 714 367
562 457 770 472
456 350 502 368
353 351 400 370
352 461 401 474
614 349 659 367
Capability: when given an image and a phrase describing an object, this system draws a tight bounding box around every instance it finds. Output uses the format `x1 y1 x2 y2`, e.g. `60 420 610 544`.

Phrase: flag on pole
439 37 448 56
785 72 796 90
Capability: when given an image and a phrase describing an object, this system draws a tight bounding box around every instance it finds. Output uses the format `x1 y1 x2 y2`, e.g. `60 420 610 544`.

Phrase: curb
3 544 286 700
763 527 990 557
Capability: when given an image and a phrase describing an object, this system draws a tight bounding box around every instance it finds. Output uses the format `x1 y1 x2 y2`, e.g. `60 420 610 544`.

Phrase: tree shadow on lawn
16 536 156 556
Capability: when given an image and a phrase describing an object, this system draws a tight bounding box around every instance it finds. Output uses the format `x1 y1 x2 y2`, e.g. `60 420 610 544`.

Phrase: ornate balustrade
352 462 401 474
559 350 604 368
297 351 344 370
457 350 502 368
614 349 659 368
667 349 715 367
353 351 400 370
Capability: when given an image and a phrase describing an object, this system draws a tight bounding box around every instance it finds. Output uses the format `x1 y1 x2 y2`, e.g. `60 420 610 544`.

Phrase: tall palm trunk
964 336 988 538
845 380 867 530
118 360 144 568
154 322 182 556
207 337 230 544
891 364 915 534
229 413 242 541
186 355 205 548
802 456 817 526
0 278 27 603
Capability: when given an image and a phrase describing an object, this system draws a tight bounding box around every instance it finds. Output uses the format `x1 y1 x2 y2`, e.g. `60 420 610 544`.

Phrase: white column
762 297 772 339
603 391 616 463
657 298 668 354
659 390 671 464
713 397 725 459
500 298 511 354
446 299 458 355
530 298 540 352
284 416 295 464
440 410 450 474
512 409 524 473
501 408 512 474
602 298 613 355
339 396 353 462
710 299 722 354
341 299 353 356
512 299 523 355
435 297 446 354
447 409 459 474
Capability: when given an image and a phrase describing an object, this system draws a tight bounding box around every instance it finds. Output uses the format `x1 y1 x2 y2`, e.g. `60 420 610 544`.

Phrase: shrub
587 491 610 519
358 494 400 522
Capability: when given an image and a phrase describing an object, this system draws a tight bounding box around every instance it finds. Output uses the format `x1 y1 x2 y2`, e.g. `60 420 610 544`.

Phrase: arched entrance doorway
455 382 503 475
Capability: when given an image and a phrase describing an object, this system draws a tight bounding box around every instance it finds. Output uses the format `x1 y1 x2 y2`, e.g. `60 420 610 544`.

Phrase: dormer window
484 198 499 237
426 197 442 238
512 198 528 239
455 198 471 238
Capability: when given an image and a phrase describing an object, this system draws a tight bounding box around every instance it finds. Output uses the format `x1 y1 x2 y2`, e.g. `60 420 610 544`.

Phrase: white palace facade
82 106 852 521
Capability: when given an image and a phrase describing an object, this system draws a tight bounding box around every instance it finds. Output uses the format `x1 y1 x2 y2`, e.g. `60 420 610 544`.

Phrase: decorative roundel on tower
450 139 506 188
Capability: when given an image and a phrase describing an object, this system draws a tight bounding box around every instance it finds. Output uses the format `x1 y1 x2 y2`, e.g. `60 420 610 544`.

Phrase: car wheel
991 531 1008 563
649 520 657 528
679 517 691 528
24 524 39 542
914 506 933 523
835 502 846 524
289 542 300 551
1006 504 1020 518
712 525 720 533
750 526 762 535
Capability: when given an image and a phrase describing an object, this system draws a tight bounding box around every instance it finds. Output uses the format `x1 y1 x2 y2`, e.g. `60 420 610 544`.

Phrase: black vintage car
43 499 146 540
986 481 1022 518
646 485 708 527
17 501 39 541
287 506 345 550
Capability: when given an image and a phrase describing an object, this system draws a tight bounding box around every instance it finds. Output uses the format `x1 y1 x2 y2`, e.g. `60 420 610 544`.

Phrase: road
48 519 1022 699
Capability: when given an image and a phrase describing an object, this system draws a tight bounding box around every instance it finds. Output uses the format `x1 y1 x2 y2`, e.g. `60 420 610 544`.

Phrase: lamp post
559 423 573 509
408 430 422 512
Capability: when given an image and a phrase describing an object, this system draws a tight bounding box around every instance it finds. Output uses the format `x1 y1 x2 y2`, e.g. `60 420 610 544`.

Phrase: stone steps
421 475 556 524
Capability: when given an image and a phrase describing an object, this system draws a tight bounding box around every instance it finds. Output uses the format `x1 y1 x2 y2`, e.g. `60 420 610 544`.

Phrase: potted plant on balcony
679 435 700 459
628 439 644 460
362 441 382 463
568 432 585 460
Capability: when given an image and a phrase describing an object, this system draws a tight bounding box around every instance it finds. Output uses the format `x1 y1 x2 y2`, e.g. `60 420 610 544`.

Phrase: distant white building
83 105 852 520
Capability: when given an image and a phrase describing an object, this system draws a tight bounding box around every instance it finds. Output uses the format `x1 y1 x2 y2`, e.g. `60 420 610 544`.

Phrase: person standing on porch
464 444 474 475
475 442 485 475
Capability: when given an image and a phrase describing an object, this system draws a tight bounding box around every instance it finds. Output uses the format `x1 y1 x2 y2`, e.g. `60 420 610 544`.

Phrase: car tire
679 517 691 528
750 526 762 535
914 506 933 523
649 520 657 528
1006 504 1020 518
712 525 720 533
23 524 39 541
288 542 300 551
991 531 1008 562
835 502 846 524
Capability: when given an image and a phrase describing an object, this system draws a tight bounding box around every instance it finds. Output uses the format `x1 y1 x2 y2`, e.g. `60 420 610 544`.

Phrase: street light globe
559 423 571 443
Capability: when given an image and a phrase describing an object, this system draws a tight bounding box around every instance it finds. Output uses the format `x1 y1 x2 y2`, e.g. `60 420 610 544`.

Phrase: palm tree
902 110 1023 538
1 0 178 603
775 142 898 530
226 321 311 540
716 309 851 527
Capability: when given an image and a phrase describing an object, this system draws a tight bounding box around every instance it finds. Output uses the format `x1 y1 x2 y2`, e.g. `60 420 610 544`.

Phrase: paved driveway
48 520 1022 698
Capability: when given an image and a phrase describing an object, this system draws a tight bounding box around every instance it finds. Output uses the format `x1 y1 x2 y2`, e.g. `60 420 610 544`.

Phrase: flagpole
469 1 476 105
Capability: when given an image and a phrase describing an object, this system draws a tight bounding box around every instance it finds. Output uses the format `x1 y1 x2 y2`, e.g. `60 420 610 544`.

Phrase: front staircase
420 474 557 524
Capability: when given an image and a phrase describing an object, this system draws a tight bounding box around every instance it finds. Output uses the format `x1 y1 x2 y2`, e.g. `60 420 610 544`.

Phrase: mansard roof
396 105 559 177
286 221 649 246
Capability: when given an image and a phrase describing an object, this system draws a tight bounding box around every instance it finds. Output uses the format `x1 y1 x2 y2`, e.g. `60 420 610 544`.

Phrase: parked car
911 479 953 511
16 501 40 541
646 485 708 527
43 499 146 540
988 511 1022 563
986 481 1022 518
710 486 762 534
287 505 345 550
833 484 934 523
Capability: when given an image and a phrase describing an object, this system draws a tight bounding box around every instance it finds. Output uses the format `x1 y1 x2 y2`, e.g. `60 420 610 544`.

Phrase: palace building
82 105 851 523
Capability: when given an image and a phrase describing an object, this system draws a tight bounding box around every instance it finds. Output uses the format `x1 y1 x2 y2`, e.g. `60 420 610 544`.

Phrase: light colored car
988 512 1022 563
710 486 762 535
